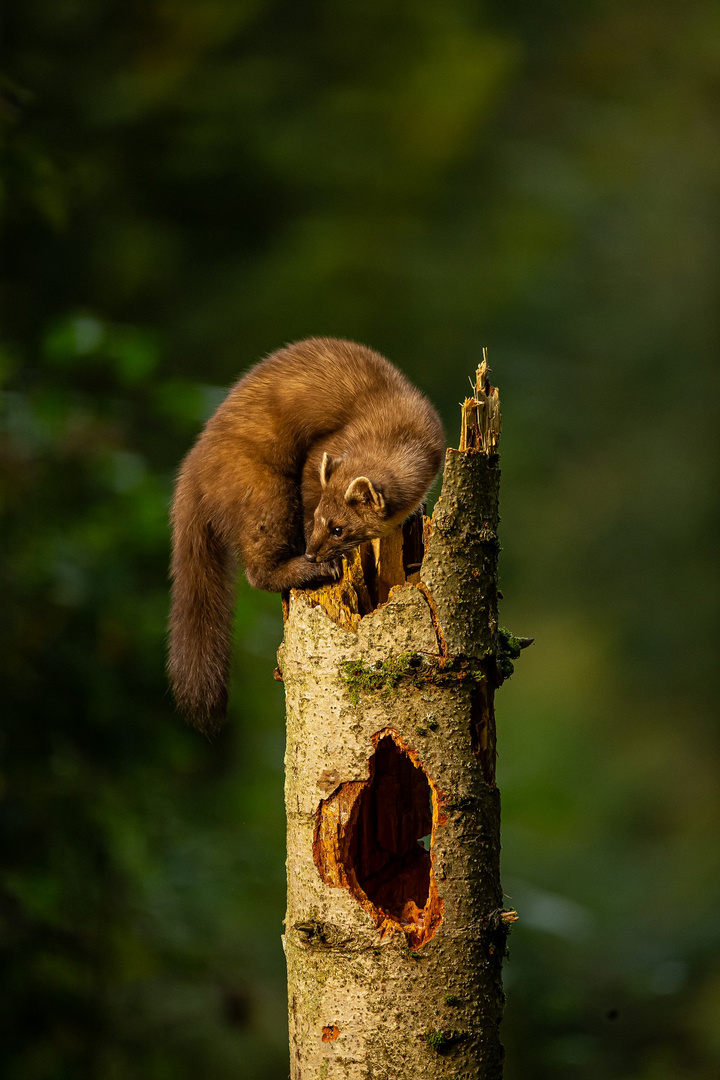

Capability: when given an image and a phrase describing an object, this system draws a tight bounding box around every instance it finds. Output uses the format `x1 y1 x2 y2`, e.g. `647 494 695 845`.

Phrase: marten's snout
304 552 317 563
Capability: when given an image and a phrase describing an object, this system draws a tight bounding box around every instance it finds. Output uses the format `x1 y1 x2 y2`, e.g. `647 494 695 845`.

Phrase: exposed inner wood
285 514 425 627
374 530 405 605
459 348 501 455
401 509 425 583
350 736 432 919
313 729 445 949
470 679 497 785
283 546 373 630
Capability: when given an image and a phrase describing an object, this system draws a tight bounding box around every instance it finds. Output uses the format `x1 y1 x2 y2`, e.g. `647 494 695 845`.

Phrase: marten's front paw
329 559 343 581
320 558 343 582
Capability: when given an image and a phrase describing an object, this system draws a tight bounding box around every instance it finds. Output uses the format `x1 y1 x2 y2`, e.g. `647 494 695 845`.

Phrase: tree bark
279 357 516 1079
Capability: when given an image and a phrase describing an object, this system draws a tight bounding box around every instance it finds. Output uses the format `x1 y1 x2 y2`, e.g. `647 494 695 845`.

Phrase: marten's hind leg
229 479 340 593
244 550 341 592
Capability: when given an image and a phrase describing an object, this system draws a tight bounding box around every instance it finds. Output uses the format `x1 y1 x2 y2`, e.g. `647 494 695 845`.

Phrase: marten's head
305 452 391 564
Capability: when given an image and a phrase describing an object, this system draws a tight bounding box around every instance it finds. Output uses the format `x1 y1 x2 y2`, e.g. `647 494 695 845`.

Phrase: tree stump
278 357 517 1079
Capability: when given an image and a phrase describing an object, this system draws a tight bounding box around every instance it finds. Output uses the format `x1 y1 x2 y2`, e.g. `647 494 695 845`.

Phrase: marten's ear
320 453 342 489
344 476 385 512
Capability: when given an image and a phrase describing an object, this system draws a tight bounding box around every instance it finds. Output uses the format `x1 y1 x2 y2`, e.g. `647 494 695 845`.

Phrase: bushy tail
168 477 236 735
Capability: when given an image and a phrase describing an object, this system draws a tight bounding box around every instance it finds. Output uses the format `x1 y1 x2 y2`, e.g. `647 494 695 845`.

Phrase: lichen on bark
281 357 516 1078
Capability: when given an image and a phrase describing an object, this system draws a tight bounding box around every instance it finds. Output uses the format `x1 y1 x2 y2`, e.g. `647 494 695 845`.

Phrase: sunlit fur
168 338 444 733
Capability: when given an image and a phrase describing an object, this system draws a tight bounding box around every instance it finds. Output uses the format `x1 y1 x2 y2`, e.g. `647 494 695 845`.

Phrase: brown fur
168 338 445 733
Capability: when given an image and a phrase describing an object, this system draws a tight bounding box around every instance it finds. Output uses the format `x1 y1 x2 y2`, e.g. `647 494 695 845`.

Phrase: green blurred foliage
1 0 719 1077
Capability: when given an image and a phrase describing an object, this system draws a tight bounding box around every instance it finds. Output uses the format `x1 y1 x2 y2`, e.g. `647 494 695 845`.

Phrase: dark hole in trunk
347 735 433 924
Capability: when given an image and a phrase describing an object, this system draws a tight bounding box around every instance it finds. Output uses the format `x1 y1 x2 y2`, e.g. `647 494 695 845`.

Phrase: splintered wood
459 348 501 455
281 506 427 629
284 521 423 628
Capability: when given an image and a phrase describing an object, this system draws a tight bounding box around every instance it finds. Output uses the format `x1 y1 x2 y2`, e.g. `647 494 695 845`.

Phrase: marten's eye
330 525 344 537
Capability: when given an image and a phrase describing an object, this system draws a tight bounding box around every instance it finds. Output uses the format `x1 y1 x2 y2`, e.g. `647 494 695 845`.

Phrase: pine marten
168 337 445 733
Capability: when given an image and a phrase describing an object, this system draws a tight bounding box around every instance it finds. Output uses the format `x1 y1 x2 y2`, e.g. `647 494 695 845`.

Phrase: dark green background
2 1 719 1076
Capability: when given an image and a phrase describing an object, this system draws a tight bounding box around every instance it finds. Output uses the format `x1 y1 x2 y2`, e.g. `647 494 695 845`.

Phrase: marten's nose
304 552 316 563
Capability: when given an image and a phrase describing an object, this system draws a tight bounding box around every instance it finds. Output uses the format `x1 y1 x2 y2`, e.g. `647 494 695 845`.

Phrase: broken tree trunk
278 356 517 1079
